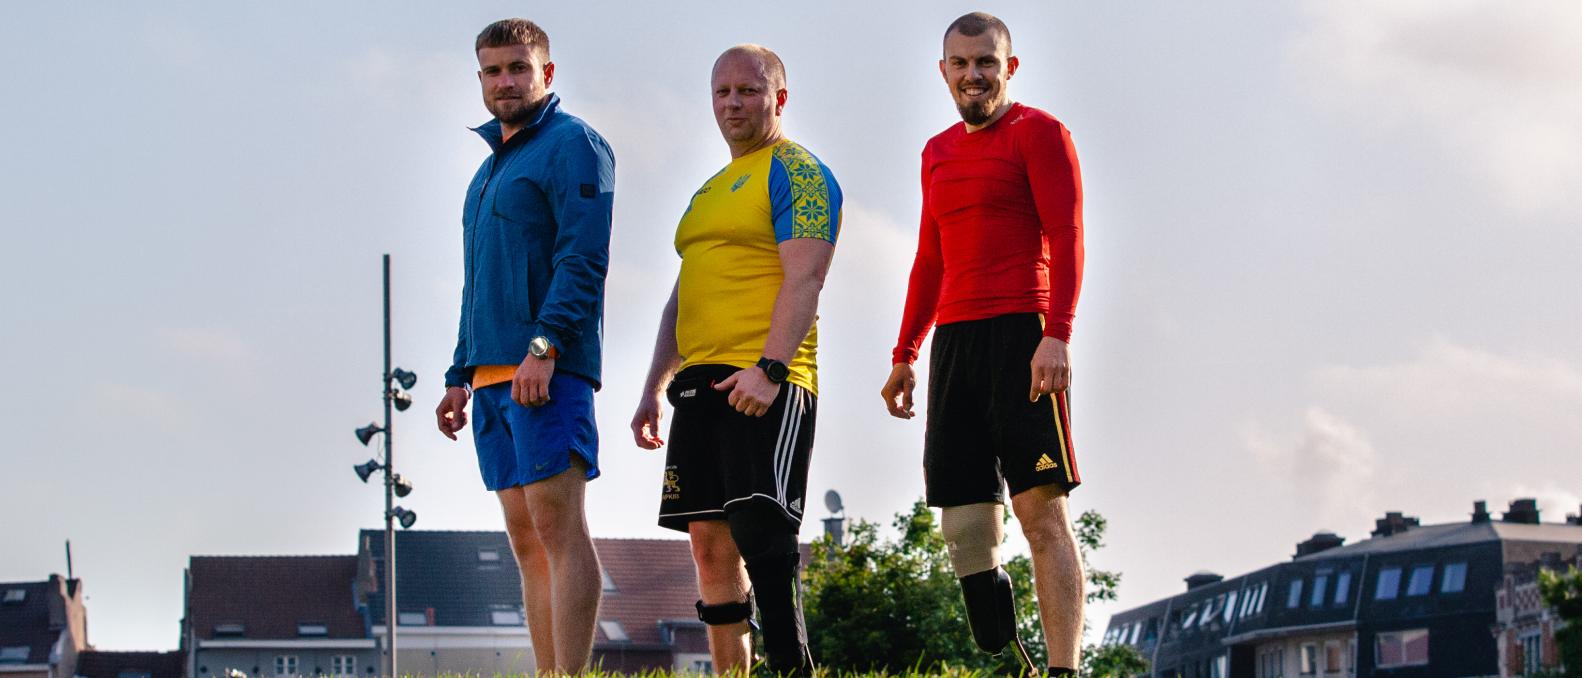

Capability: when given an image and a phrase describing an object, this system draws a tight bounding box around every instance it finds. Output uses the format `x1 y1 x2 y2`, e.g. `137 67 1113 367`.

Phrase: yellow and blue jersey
674 139 843 395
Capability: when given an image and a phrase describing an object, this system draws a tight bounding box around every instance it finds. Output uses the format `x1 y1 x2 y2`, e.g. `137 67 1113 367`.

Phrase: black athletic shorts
923 313 1080 507
657 364 817 532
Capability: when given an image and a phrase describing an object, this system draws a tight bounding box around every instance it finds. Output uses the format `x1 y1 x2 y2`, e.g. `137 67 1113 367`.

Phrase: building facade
0 575 87 678
1104 499 1582 677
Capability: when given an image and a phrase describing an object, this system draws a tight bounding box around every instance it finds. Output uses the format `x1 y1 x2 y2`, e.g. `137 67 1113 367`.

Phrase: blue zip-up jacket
445 94 616 390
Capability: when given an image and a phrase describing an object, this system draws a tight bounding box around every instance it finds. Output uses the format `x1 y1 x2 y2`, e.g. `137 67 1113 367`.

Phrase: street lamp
349 254 420 678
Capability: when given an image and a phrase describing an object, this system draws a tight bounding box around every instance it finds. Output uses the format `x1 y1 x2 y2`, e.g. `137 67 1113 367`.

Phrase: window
1333 571 1352 606
396 611 426 626
598 620 629 642
273 655 298 676
1258 647 1285 678
1406 565 1434 596
1375 567 1401 600
1300 643 1318 675
1223 590 1238 623
1310 573 1329 608
1255 582 1269 614
1287 579 1305 609
116 671 151 678
2 589 24 603
296 622 327 637
490 608 524 625
331 656 355 677
1441 562 1467 593
1521 632 1542 674
477 548 500 562
1201 595 1222 627
1181 603 1199 629
1130 621 1143 644
0 647 29 663
601 568 618 593
691 659 713 673
1324 641 1342 674
1375 629 1429 668
212 623 245 637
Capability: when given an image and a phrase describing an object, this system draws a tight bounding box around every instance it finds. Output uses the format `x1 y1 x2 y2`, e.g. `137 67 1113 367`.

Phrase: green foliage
802 499 1149 677
1538 565 1582 674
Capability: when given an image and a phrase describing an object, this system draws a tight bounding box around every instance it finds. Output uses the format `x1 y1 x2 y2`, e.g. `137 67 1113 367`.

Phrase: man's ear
1006 55 1019 79
543 61 556 88
775 88 788 115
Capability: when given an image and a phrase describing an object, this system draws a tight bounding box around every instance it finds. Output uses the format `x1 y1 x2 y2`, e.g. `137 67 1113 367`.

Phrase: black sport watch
755 357 790 384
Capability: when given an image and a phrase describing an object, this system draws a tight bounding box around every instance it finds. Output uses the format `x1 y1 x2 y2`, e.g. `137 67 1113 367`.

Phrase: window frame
1333 570 1352 606
1287 578 1305 609
1375 628 1430 668
273 654 298 677
1375 567 1402 600
1405 564 1434 597
1441 561 1468 594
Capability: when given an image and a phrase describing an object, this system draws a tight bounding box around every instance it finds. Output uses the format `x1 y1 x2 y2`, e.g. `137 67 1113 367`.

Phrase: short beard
956 100 995 126
491 97 542 127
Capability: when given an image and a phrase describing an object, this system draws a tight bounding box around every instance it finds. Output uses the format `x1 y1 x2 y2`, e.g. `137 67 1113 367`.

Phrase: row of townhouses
1102 498 1582 677
3 532 711 678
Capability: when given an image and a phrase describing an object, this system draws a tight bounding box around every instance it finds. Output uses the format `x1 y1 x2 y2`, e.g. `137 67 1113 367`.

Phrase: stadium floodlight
391 367 418 390
391 390 413 412
391 506 418 529
354 460 383 483
393 474 413 498
355 422 384 446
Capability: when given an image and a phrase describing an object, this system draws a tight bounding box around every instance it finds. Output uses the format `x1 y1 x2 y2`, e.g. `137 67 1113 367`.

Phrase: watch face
530 337 548 357
769 362 790 383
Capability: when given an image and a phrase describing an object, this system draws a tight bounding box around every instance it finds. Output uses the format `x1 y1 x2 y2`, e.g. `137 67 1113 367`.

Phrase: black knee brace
728 503 813 674
959 566 1020 654
696 595 756 629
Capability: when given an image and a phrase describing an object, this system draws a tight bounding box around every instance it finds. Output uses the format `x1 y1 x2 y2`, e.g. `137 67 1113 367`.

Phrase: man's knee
1012 488 1073 552
941 502 1003 576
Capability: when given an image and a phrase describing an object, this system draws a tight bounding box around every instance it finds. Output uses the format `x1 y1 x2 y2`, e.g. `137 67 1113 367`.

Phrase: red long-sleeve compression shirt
891 102 1085 365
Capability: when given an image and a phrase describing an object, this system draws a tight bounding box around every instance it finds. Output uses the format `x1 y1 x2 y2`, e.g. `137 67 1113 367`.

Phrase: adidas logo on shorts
789 498 802 513
1035 453 1058 472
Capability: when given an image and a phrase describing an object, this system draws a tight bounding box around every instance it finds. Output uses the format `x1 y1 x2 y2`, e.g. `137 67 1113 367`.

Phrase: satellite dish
823 489 844 514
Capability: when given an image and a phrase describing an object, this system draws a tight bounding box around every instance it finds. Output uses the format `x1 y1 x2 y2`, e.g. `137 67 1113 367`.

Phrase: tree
1537 564 1582 675
803 499 1148 676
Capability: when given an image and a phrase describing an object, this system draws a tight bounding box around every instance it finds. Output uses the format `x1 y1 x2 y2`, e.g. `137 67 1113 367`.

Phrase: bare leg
689 520 752 674
521 457 603 674
497 486 556 672
1010 485 1083 669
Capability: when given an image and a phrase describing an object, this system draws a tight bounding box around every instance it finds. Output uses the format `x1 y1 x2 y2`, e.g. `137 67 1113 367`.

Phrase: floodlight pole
381 253 398 678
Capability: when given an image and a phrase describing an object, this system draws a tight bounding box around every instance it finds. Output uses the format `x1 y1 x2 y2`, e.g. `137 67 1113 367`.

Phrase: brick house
0 575 87 678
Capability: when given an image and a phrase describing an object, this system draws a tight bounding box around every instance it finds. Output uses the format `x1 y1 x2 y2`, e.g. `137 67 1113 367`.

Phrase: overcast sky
2 0 1579 653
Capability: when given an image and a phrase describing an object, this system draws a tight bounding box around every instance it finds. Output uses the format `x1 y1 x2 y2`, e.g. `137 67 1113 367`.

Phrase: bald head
713 44 786 91
944 11 1011 57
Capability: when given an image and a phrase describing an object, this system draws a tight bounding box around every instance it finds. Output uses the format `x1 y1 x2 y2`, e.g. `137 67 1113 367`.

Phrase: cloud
1245 407 1379 531
156 325 254 364
1289 1 1582 214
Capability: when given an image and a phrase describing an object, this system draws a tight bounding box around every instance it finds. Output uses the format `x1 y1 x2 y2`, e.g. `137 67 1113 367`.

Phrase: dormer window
1 647 30 663
212 623 245 637
2 589 24 604
477 549 501 563
600 568 617 593
297 622 328 637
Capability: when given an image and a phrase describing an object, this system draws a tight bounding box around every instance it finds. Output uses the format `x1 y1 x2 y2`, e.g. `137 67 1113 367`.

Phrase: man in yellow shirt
630 44 841 675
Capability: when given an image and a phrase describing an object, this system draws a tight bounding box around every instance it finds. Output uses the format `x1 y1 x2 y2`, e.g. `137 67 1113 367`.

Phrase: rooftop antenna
65 540 73 580
822 490 847 547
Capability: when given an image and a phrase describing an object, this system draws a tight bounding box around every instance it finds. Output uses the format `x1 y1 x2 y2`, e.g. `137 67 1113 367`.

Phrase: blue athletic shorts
470 373 600 491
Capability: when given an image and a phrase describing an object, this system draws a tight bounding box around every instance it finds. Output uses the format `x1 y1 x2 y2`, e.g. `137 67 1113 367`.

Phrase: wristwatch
529 336 559 360
756 356 790 384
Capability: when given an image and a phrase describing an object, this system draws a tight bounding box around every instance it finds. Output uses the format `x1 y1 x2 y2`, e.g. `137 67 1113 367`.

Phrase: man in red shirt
880 12 1085 676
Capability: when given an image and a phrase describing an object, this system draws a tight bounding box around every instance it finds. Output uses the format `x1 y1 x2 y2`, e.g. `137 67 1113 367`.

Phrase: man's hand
436 386 470 440
631 391 666 450
714 367 781 417
1029 336 1071 401
880 363 917 419
512 356 554 407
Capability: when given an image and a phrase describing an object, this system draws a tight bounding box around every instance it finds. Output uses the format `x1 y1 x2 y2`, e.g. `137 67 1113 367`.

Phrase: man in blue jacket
434 18 615 674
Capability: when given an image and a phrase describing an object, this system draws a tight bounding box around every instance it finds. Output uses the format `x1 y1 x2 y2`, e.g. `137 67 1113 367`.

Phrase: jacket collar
471 92 562 152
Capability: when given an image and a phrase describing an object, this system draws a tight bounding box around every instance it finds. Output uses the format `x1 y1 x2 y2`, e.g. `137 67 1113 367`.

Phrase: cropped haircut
716 44 786 90
944 11 1012 56
475 18 550 59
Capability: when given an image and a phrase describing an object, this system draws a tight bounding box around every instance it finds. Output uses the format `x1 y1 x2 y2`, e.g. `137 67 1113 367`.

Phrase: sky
2 0 1580 653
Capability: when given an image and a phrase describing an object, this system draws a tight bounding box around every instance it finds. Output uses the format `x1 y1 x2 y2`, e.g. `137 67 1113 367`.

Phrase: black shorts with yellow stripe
923 313 1080 507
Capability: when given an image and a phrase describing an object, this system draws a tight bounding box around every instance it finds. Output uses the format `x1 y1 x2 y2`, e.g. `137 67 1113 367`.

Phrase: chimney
1471 500 1491 524
1502 498 1541 525
1567 504 1582 526
1371 511 1421 538
46 574 67 629
1294 531 1346 559
1185 571 1223 590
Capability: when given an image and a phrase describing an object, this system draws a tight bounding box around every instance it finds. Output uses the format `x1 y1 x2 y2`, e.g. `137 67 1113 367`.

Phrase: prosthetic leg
943 503 1037 671
729 502 814 674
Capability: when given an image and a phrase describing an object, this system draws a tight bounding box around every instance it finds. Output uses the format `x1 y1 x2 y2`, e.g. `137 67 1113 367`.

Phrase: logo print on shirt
731 173 751 192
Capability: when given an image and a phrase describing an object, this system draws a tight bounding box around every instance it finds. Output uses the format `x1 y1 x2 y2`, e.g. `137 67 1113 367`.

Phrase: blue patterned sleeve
768 142 842 244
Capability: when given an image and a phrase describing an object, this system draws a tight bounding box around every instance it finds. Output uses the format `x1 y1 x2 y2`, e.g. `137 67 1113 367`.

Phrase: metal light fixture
390 506 418 529
391 367 418 390
393 473 413 498
354 460 383 483
355 422 384 446
390 390 413 412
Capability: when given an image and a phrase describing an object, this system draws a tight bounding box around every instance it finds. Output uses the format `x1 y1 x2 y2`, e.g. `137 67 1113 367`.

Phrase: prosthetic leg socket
730 503 814 674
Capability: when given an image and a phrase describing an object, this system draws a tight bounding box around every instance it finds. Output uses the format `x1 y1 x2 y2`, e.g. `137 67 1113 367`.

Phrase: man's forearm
642 283 683 394
760 272 825 363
